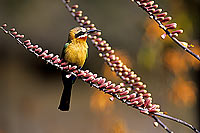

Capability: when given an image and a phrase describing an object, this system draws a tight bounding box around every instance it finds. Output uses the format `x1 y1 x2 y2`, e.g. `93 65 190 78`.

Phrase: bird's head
68 27 100 41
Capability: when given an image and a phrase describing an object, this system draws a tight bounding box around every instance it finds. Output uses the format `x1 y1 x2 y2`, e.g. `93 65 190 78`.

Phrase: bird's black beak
86 29 101 34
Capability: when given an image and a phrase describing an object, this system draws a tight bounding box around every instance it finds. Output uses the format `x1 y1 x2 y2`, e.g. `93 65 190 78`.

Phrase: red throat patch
79 36 87 41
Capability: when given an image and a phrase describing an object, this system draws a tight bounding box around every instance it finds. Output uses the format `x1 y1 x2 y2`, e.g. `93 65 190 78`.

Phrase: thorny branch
1 23 167 131
154 112 200 133
0 0 199 132
130 0 200 61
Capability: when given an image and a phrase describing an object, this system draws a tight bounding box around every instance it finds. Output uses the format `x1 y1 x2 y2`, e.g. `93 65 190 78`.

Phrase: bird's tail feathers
58 81 72 111
58 72 76 111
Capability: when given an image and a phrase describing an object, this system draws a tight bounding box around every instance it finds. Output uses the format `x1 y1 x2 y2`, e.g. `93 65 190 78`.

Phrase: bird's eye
75 31 85 38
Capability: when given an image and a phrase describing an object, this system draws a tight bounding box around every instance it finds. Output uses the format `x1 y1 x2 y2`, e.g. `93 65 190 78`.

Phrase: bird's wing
64 42 70 48
86 48 88 58
61 42 70 58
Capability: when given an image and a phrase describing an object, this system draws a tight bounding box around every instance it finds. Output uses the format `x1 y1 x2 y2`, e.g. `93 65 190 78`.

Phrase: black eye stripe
75 31 85 38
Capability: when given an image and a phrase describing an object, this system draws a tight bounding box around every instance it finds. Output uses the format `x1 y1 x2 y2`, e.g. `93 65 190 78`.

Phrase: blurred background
0 0 199 133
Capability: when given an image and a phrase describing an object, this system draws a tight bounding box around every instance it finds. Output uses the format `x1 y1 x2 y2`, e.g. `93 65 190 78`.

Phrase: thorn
149 15 154 19
15 34 25 38
95 37 102 42
75 11 83 17
146 1 154 6
99 53 103 57
2 23 7 27
157 17 164 21
119 90 130 96
127 101 139 105
109 96 114 101
172 29 184 34
156 12 168 17
83 20 91 25
35 47 43 53
106 83 116 89
153 9 162 14
97 78 106 85
2 29 8 34
171 33 178 37
44 53 54 59
161 17 172 23
65 0 70 3
140 109 149 115
71 4 79 9
27 45 34 49
153 122 159 127
139 3 147 7
165 23 177 29
147 8 155 13
12 32 17 35
71 9 76 13
24 39 31 43
85 76 94 82
143 93 152 97
80 16 88 20
10 28 16 32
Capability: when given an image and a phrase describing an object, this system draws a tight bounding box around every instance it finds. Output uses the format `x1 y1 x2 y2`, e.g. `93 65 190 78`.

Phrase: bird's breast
64 41 88 67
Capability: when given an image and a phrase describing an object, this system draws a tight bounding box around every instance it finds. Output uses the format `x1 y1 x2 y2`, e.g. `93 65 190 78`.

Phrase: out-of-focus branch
154 112 200 133
151 115 173 133
130 0 200 61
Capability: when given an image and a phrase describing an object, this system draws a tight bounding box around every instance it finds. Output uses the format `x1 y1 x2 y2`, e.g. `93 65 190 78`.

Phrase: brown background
0 0 199 133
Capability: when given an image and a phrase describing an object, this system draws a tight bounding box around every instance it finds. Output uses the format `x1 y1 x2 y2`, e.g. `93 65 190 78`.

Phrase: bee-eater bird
58 27 99 111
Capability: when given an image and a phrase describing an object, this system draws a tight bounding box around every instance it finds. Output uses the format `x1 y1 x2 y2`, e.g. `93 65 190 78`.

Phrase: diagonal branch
1 23 172 133
130 0 200 61
151 115 173 133
154 112 200 133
